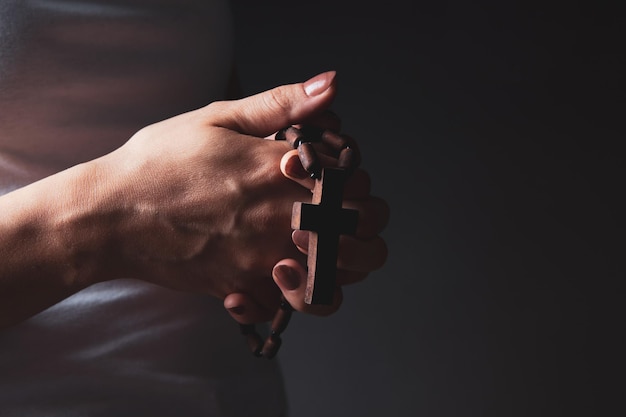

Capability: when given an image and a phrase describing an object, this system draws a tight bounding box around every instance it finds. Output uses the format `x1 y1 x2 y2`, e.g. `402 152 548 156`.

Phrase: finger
336 269 368 286
343 196 391 237
336 133 362 169
224 293 275 324
292 230 388 273
280 149 316 189
295 109 342 132
336 235 388 272
343 169 371 199
207 71 338 137
279 149 372 198
272 259 343 316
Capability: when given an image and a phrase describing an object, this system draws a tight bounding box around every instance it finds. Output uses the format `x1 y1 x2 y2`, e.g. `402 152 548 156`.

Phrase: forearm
0 160 114 328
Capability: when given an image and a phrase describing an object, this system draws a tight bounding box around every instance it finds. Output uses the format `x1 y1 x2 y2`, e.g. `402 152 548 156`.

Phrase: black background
231 1 623 416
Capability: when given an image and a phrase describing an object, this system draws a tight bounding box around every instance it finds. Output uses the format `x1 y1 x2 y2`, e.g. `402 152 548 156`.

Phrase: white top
0 1 287 415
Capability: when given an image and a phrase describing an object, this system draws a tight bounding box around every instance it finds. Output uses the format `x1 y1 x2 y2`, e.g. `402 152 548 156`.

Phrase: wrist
48 157 126 288
0 158 124 326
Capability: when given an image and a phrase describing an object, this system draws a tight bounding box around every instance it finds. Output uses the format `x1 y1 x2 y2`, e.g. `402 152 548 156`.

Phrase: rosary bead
321 130 349 152
298 142 322 178
298 125 324 141
270 304 293 334
279 298 292 311
279 126 305 148
246 332 264 357
261 334 282 359
274 127 288 141
338 147 355 171
239 298 294 359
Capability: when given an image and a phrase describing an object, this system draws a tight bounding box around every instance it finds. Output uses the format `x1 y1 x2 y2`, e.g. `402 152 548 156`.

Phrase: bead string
239 297 293 359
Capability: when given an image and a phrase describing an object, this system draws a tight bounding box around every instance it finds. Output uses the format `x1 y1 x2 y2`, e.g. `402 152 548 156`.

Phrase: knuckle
201 100 234 124
264 86 292 115
201 100 223 116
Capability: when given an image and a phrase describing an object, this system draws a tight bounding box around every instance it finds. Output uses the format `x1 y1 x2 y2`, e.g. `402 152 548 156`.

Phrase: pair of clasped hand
95 71 389 327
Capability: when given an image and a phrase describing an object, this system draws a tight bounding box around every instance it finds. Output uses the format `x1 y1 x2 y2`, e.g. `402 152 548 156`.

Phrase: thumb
208 71 337 137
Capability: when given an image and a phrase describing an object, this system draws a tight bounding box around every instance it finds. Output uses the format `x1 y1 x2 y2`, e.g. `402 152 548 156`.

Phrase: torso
0 0 233 191
0 2 287 415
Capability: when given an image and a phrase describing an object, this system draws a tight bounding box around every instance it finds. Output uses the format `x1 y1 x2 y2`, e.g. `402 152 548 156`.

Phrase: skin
0 71 389 329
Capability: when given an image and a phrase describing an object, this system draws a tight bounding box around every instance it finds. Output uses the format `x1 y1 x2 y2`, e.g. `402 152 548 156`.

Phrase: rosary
239 125 360 358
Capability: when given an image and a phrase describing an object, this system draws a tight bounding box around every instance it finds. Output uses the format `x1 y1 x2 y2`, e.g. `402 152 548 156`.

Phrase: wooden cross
291 167 359 305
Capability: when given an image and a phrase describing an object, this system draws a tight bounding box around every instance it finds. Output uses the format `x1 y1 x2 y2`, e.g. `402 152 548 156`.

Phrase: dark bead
280 298 293 311
298 142 321 178
261 334 282 359
274 127 289 140
338 147 355 171
246 332 264 356
283 126 306 149
270 306 293 335
321 130 349 152
298 125 324 141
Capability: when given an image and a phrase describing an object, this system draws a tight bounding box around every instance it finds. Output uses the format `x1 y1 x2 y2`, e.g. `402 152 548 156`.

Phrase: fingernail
274 264 301 291
303 71 336 96
285 155 310 179
227 305 245 315
292 230 309 249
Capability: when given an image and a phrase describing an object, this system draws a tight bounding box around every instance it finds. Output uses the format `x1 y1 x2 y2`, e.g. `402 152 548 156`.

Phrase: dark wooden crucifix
241 126 361 358
292 167 359 305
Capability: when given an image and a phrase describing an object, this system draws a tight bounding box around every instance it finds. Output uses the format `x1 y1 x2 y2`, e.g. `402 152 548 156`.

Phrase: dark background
230 1 622 416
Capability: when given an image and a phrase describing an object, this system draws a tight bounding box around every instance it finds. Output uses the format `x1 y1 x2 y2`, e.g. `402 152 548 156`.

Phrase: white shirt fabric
0 1 288 416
